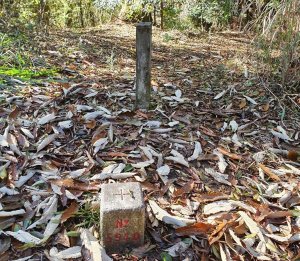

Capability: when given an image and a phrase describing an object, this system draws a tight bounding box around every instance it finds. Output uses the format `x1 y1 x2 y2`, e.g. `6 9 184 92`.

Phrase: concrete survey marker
136 22 152 110
100 182 145 252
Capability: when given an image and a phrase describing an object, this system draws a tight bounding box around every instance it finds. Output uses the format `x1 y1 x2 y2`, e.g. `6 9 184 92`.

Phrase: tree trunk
66 5 73 27
38 0 46 26
88 1 96 27
153 5 157 26
160 0 164 30
79 0 84 27
37 0 50 33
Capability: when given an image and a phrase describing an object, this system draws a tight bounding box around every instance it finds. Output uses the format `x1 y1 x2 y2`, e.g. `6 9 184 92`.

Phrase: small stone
100 182 145 253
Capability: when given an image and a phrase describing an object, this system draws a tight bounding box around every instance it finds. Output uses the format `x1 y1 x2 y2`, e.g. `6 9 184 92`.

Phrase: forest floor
0 22 300 261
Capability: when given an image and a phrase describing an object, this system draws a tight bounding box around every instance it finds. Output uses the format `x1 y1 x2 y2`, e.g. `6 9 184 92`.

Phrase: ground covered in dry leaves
0 22 300 261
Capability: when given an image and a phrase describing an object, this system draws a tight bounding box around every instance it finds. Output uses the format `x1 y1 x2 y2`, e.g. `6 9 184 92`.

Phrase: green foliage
67 231 81 237
161 252 173 261
0 32 57 84
252 0 300 86
0 67 57 80
189 0 233 29
0 0 101 29
119 0 155 23
0 32 32 68
163 4 185 30
162 33 174 42
122 3 144 22
75 202 100 229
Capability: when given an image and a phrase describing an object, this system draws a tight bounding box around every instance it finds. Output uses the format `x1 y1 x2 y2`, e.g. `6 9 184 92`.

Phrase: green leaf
0 168 7 179
0 67 57 81
245 233 257 238
211 244 220 259
20 242 36 250
245 80 254 87
67 231 80 237
12 223 21 232
183 238 193 244
124 164 134 172
161 252 172 261
292 210 300 217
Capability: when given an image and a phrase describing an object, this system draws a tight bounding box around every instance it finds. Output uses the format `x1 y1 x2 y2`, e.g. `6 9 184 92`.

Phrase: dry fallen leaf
148 200 195 227
287 150 299 162
175 222 214 236
37 134 59 152
49 246 82 259
243 95 257 105
6 230 41 244
208 221 228 245
214 89 227 100
258 163 281 181
165 150 189 167
239 98 247 109
205 168 232 186
38 112 56 125
217 147 243 160
270 126 293 141
192 192 230 203
8 106 21 120
203 200 256 215
173 180 194 197
260 102 270 112
85 119 97 129
188 141 202 161
61 201 79 223
80 228 112 261
49 179 100 191
165 238 193 257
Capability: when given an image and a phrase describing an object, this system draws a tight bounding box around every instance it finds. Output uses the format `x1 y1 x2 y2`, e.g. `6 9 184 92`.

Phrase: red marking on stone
107 233 112 243
105 231 141 243
132 232 141 241
115 219 130 228
115 233 121 241
124 233 129 240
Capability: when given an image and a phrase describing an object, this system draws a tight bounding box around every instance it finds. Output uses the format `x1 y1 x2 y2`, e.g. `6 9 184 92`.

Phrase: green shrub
123 4 144 22
0 33 32 68
0 67 57 80
163 5 181 29
189 0 233 30
252 0 300 87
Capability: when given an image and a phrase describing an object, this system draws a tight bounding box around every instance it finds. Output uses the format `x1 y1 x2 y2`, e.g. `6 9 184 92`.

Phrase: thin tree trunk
88 1 96 27
153 5 156 26
38 0 46 26
79 0 84 27
160 0 164 29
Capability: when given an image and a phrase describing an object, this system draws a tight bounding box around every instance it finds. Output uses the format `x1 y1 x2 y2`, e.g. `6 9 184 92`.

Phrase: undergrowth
0 32 32 68
75 202 100 230
249 0 300 89
0 32 57 83
0 67 57 80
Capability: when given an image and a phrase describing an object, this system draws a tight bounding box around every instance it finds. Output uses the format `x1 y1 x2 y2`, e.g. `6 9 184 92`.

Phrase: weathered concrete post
100 182 145 253
136 22 152 110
